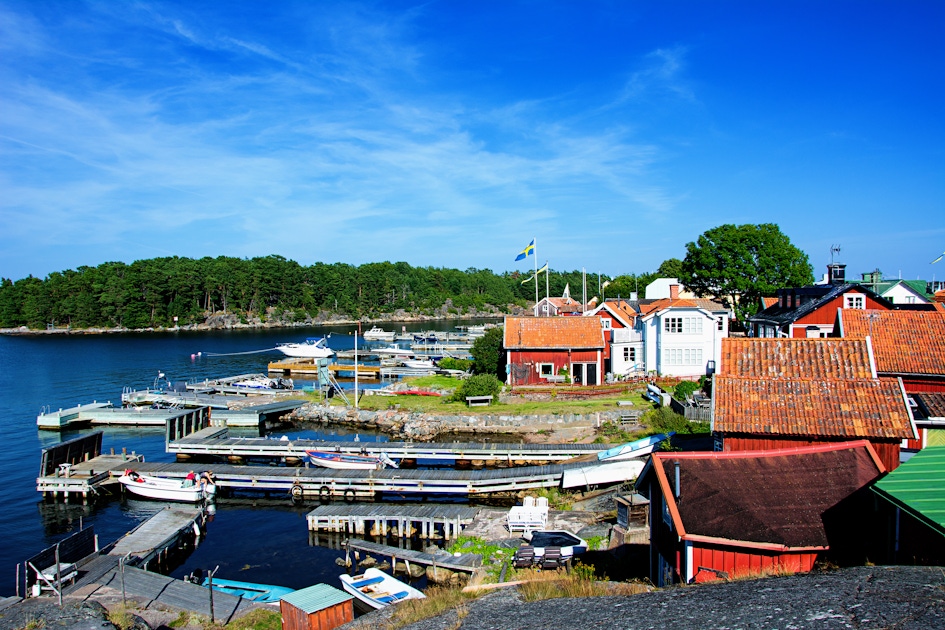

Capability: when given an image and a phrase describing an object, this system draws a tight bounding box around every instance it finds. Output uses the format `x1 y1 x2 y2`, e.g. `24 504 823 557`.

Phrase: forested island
0 255 669 330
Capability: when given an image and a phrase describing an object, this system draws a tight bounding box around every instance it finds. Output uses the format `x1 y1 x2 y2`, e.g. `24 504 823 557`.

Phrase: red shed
503 316 606 386
635 441 886 586
280 583 353 630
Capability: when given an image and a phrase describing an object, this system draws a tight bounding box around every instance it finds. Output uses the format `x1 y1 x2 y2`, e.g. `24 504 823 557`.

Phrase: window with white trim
601 318 612 330
665 316 703 334
844 293 865 309
538 363 555 377
665 317 682 333
623 347 635 362
664 348 703 366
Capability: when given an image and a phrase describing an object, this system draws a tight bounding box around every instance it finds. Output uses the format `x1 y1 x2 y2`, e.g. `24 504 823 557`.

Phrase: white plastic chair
523 496 536 508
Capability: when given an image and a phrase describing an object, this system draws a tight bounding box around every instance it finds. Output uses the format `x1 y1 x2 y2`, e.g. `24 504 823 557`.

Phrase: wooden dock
306 504 479 539
343 539 482 573
108 507 206 570
104 458 619 500
38 405 211 431
166 428 604 464
36 432 144 502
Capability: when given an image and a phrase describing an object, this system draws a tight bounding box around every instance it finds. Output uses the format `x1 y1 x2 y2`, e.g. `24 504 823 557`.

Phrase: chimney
630 291 638 301
670 284 680 300
827 263 846 285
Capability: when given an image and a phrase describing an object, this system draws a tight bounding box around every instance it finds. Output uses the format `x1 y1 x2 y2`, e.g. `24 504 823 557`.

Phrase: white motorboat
373 345 414 357
118 470 215 503
340 568 425 610
276 337 334 359
362 326 396 341
400 358 436 370
305 450 398 470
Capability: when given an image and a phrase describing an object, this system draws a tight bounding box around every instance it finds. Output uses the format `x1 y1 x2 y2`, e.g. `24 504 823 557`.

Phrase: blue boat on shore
188 574 295 604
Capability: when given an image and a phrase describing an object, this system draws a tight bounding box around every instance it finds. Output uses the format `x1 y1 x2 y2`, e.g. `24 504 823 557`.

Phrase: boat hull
119 472 215 503
340 568 425 610
305 450 383 470
199 577 294 605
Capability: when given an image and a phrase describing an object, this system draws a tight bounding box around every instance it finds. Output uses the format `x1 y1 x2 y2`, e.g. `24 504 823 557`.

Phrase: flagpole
545 261 550 303
533 237 539 307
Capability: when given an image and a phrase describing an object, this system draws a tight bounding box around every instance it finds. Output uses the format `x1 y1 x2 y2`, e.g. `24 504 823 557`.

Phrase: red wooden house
748 264 893 338
503 315 606 386
714 338 916 471
839 309 945 450
635 441 886 586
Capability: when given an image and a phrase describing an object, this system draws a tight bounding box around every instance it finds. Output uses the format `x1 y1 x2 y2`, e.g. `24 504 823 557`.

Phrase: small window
629 347 636 362
538 363 555 377
717 317 724 331
601 318 612 330
844 293 865 309
623 347 630 361
665 317 682 333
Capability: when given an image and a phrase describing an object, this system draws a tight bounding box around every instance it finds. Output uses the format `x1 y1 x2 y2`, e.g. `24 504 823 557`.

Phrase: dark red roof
647 442 885 548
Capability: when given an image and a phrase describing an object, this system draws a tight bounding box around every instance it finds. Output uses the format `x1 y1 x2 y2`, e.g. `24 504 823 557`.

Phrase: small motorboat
400 358 436 370
340 568 425 610
118 470 215 503
596 432 675 461
362 326 396 341
373 345 415 357
186 573 294 605
276 337 334 359
305 450 399 470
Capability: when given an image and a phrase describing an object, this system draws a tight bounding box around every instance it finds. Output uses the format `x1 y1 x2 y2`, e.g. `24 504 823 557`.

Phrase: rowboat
596 432 675 461
276 337 334 359
305 450 399 470
118 470 215 503
187 574 294 605
340 568 425 610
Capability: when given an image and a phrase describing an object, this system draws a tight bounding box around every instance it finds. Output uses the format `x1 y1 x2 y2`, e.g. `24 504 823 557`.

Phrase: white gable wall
642 307 728 377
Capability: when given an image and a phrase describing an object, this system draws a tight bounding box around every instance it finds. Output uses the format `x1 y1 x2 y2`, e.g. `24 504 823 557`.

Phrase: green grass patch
387 586 484 629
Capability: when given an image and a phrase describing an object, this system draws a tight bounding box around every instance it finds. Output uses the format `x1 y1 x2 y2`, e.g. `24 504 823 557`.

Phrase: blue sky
1 1 943 283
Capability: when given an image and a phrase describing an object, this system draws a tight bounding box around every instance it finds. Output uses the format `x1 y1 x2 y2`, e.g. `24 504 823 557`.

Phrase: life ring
319 485 331 500
344 488 356 503
291 484 304 499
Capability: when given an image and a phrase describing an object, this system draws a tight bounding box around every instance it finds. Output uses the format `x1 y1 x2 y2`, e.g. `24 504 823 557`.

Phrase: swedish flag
515 239 535 262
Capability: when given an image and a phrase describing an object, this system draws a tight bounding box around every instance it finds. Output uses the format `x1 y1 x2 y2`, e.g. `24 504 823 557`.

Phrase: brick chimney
670 284 680 300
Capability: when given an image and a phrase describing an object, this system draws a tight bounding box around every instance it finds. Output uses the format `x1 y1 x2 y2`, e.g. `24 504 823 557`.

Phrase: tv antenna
829 244 841 264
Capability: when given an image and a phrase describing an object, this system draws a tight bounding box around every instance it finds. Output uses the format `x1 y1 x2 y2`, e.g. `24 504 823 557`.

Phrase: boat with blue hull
187 574 295 604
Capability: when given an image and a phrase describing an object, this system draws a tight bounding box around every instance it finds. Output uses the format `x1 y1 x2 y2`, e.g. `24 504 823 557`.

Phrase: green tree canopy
470 327 505 377
679 223 813 321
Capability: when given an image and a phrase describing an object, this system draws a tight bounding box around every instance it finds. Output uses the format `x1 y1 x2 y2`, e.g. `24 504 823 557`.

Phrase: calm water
0 321 488 596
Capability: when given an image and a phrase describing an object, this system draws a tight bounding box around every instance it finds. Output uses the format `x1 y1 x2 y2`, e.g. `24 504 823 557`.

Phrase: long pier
306 504 479 539
342 539 482 573
167 428 604 464
108 506 206 570
107 458 616 500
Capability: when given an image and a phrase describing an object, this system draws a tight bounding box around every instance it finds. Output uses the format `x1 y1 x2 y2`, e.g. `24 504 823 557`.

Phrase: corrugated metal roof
281 583 352 613
873 446 945 536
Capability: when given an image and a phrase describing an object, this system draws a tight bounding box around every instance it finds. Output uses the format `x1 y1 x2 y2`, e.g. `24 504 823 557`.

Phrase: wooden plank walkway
85 566 260 624
122 460 593 499
343 539 482 573
108 507 205 570
167 430 604 463
307 504 479 539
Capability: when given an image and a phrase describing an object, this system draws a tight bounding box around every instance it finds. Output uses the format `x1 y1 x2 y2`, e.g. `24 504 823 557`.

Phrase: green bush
450 374 501 402
674 380 700 400
642 406 709 435
438 357 473 372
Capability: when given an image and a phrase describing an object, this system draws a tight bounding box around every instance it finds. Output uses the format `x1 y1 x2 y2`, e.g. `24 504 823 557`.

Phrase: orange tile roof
504 316 605 349
841 309 945 377
762 296 778 309
713 376 914 440
639 297 724 316
720 338 875 379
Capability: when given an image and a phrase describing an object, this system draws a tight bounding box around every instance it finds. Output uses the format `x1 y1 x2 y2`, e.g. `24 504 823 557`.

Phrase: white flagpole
545 262 550 302
533 237 539 306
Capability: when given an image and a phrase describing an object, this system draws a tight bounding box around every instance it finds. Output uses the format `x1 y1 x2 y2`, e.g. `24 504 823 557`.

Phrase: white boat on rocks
118 470 215 503
340 568 425 610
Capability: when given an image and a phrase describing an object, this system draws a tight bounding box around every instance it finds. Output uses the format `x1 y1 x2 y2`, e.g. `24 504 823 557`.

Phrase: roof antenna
829 244 841 264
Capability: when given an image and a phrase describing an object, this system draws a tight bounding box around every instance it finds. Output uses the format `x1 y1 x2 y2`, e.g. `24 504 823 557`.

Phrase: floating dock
167 427 604 465
36 432 144 502
108 506 207 570
342 539 482 573
307 504 479 540
37 405 210 431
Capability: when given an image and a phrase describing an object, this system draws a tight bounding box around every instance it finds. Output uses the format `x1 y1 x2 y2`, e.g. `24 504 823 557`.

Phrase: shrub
438 357 473 372
674 380 700 400
450 373 501 402
642 406 709 435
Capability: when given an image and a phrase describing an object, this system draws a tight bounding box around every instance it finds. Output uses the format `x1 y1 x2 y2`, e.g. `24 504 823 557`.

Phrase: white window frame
844 293 866 309
665 317 683 333
537 363 555 377
664 348 703 366
601 318 612 330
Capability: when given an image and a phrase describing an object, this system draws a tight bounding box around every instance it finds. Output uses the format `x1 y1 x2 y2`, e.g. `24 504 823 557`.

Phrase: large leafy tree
470 327 506 377
680 224 813 321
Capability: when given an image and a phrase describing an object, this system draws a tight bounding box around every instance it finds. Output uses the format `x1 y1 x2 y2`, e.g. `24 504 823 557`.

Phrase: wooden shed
280 583 354 630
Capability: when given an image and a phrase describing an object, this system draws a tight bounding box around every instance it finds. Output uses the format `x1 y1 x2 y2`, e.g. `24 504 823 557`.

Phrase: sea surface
0 320 489 597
